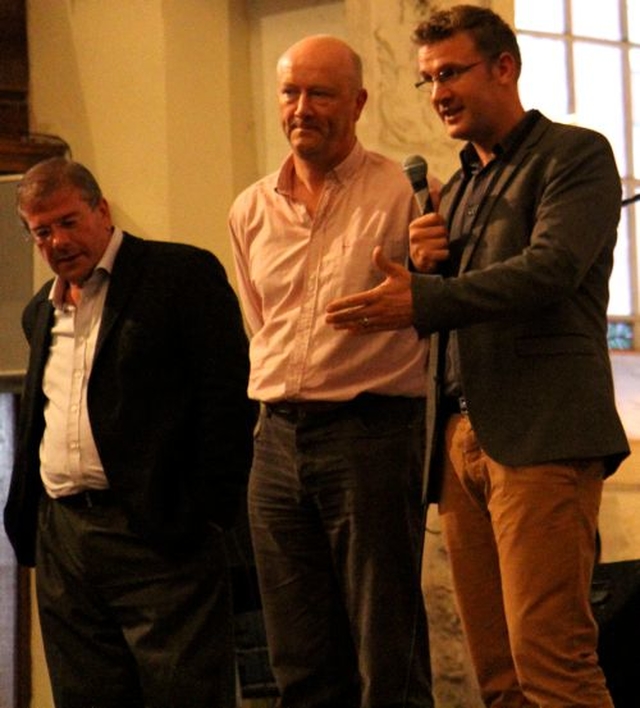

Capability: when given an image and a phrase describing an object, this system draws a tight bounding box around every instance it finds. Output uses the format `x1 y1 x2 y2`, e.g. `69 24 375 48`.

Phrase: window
0 172 36 708
515 0 640 350
0 392 30 708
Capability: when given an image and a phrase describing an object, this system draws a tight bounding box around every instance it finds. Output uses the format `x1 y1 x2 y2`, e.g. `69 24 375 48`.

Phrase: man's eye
32 228 51 240
59 219 77 229
437 68 456 82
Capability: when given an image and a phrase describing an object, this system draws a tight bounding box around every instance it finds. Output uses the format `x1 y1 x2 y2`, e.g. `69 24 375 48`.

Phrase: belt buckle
267 402 299 422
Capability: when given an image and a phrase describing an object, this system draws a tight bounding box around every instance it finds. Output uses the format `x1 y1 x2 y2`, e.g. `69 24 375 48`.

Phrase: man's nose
294 91 312 114
49 224 72 247
430 80 452 103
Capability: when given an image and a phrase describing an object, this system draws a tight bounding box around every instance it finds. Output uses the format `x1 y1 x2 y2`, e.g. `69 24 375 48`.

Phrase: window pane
0 393 17 708
634 125 640 179
516 0 564 32
635 200 640 314
632 49 640 176
629 0 640 44
608 322 634 349
518 36 569 118
610 208 632 315
572 0 620 40
574 42 626 175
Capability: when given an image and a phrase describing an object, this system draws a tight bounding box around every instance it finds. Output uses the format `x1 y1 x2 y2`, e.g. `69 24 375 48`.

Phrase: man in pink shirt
229 35 434 708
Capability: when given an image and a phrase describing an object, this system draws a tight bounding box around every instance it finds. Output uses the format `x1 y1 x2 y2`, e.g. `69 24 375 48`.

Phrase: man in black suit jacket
327 6 630 707
3 158 255 708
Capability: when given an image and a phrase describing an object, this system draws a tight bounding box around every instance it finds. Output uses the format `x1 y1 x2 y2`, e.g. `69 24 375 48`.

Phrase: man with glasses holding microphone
327 6 629 706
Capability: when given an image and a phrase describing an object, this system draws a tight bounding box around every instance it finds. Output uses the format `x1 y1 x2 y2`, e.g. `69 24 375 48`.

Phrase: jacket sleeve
183 250 257 528
411 126 621 335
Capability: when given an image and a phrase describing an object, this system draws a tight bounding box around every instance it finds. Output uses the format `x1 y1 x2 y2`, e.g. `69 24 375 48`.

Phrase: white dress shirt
40 228 123 497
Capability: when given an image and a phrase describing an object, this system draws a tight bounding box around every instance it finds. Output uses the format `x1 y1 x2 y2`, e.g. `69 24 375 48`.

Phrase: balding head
276 35 367 171
277 35 363 93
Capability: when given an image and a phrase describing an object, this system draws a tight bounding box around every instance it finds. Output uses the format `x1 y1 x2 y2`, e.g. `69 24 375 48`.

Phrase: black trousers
36 493 236 708
249 396 433 708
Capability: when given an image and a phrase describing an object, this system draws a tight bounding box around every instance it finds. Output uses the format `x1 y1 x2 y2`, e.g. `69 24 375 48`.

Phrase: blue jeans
249 395 433 708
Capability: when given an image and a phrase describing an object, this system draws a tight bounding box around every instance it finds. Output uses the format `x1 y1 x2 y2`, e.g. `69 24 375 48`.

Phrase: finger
329 319 374 333
325 310 373 332
325 295 368 315
410 211 443 229
414 246 449 262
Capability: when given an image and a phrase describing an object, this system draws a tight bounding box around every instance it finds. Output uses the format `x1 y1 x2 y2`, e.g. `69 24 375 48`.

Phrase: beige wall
27 0 254 289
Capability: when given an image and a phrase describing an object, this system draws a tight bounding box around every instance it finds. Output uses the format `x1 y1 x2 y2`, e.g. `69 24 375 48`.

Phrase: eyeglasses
414 61 484 91
24 215 82 244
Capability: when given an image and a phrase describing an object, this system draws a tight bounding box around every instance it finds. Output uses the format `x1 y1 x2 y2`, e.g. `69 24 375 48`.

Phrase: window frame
515 0 640 349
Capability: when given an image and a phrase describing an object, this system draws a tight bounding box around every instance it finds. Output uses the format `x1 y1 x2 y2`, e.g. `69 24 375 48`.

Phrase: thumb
372 246 403 278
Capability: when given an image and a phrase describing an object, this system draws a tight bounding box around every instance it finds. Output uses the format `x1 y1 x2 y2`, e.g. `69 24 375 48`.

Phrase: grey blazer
414 112 629 500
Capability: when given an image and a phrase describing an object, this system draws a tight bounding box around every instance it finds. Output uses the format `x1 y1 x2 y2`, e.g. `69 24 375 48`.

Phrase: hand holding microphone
402 154 437 214
403 154 450 274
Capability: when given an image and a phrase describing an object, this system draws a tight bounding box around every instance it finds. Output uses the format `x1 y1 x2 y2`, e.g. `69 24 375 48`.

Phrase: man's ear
495 51 518 84
354 88 368 120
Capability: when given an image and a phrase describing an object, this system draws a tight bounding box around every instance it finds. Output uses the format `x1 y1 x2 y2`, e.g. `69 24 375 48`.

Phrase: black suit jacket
4 233 256 566
415 113 629 501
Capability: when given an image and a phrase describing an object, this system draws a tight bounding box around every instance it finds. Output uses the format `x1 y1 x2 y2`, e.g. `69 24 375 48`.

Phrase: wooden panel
0 0 28 135
0 135 69 174
0 0 28 90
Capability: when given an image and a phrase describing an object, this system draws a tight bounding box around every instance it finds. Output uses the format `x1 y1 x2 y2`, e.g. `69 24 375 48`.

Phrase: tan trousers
439 414 613 708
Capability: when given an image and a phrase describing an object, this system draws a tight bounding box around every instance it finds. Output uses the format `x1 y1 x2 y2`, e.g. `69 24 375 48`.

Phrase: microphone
402 154 433 214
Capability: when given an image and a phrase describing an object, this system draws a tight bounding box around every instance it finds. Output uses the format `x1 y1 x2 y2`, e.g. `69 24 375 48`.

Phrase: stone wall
422 509 483 707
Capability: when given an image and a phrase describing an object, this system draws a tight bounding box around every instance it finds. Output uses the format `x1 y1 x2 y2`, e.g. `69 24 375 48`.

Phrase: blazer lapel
27 297 54 386
95 233 145 356
439 172 469 278
456 115 549 274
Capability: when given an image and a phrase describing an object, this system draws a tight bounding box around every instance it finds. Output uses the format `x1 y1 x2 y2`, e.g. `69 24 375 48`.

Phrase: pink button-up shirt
229 142 428 402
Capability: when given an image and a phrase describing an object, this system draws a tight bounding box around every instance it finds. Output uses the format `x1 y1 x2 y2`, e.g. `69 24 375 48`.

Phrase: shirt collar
275 140 366 196
49 227 124 308
460 109 542 176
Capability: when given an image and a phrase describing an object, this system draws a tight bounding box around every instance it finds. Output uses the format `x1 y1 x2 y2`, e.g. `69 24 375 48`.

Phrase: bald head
277 35 363 93
276 35 367 170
